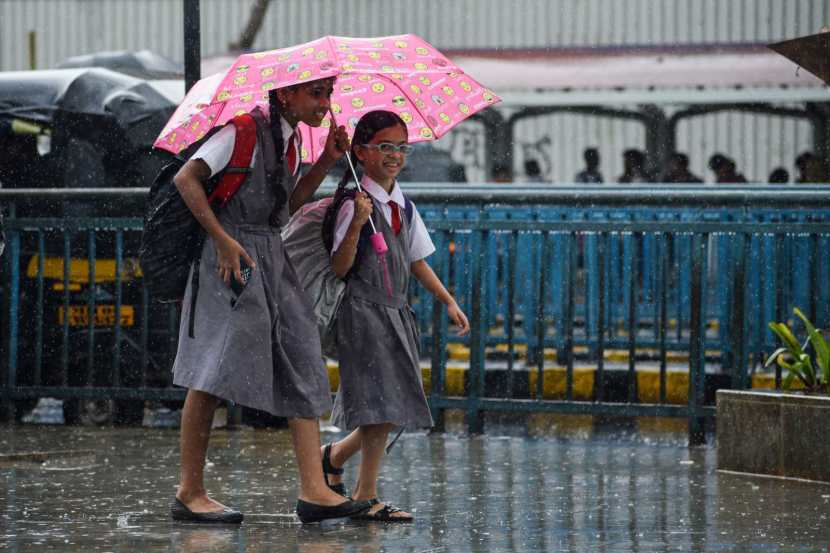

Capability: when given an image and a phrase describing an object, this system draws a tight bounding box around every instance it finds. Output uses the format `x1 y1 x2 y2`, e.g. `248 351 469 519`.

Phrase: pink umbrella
154 34 500 298
153 34 500 160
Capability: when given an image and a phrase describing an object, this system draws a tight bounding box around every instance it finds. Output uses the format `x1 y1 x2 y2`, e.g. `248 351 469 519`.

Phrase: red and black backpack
139 114 258 325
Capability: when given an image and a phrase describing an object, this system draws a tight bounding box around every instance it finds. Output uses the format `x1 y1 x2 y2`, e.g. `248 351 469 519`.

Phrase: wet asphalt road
1 414 829 552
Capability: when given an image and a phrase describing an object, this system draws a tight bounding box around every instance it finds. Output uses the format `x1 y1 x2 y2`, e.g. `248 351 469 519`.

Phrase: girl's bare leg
176 389 227 512
352 423 411 518
351 423 392 500
288 417 356 505
323 429 363 487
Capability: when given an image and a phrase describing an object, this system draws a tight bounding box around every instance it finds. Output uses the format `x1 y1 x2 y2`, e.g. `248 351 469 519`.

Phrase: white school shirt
191 115 299 177
331 176 436 262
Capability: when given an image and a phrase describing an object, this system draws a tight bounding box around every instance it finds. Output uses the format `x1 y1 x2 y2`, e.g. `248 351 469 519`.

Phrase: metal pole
183 0 201 92
730 233 748 389
5 232 21 421
466 229 486 434
688 234 707 445
429 230 449 432
28 31 37 70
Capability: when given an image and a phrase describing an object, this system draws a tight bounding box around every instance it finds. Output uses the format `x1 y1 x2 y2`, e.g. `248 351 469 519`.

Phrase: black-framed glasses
362 142 413 155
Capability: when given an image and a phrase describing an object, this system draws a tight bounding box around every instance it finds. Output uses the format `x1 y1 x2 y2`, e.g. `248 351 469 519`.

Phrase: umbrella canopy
154 34 500 161
768 31 830 86
58 50 184 80
0 68 179 149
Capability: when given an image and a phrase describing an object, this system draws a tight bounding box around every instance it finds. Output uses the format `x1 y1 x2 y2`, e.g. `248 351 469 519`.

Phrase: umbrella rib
325 35 339 62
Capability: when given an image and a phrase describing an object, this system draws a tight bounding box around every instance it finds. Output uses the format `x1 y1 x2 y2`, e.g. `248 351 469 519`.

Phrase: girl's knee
359 423 394 442
186 389 221 409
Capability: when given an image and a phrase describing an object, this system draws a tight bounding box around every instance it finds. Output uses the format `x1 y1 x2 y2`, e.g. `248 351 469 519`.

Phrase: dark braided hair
268 90 288 212
268 77 336 219
337 110 407 190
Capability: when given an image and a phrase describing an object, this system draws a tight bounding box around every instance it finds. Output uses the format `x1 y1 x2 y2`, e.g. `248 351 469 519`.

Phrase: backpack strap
403 194 414 224
188 255 201 338
207 113 258 208
187 113 256 338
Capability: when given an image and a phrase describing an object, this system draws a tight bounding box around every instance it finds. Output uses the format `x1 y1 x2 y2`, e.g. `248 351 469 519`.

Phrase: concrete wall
4 0 828 69
717 389 830 483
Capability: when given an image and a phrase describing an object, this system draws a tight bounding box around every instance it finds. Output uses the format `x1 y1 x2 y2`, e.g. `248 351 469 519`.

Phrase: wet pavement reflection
2 414 829 552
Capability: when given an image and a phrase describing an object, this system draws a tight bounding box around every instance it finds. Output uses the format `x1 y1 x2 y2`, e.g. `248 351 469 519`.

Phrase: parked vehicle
0 68 181 424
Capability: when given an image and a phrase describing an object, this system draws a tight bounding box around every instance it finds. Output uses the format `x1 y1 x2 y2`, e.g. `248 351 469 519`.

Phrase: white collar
279 116 296 143
360 175 404 207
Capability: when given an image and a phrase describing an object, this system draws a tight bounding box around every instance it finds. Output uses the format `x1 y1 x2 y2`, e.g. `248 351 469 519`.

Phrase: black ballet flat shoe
321 443 348 497
295 498 372 524
352 498 414 523
170 498 244 524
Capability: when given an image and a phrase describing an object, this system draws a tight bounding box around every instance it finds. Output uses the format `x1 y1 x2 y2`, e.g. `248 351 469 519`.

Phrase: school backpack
281 180 413 358
138 113 258 312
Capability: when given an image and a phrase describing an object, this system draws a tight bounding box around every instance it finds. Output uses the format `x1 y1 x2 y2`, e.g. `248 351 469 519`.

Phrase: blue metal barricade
3 185 830 441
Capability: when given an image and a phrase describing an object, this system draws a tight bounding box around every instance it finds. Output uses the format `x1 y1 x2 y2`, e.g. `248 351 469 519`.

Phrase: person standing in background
617 149 650 183
795 151 815 183
524 159 544 183
708 153 748 184
768 167 789 184
575 147 603 183
661 152 703 183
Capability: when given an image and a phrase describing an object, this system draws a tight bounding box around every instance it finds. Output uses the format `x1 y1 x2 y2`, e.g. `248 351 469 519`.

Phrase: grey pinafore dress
330 198 433 431
172 111 332 418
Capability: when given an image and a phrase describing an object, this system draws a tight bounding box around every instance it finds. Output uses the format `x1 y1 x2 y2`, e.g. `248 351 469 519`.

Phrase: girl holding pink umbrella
321 110 470 522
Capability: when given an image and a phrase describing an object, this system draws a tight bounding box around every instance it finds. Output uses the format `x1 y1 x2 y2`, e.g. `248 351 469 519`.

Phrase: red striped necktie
389 201 401 235
286 132 298 175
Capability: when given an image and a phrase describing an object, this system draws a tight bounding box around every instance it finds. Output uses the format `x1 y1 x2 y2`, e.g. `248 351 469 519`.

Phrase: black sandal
352 498 413 523
321 443 348 497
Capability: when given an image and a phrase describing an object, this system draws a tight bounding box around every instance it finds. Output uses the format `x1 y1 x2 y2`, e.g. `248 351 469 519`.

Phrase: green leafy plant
765 308 830 394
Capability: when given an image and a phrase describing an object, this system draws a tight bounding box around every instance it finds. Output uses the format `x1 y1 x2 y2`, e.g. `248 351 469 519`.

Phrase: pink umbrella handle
331 107 391 296
370 232 388 254
373 236 394 297
329 107 379 235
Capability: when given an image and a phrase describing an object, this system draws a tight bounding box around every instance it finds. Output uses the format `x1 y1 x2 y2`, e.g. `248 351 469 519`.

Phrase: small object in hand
230 258 252 297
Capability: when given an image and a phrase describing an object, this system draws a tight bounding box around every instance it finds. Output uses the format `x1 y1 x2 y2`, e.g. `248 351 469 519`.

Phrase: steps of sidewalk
325 359 782 405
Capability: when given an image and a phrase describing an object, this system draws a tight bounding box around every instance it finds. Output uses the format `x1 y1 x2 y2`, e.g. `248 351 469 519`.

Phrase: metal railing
411 187 830 357
1 189 180 424
2 185 829 439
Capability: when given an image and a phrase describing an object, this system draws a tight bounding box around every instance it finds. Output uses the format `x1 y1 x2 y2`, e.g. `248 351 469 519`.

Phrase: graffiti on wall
437 126 485 171
437 126 556 179
518 136 552 179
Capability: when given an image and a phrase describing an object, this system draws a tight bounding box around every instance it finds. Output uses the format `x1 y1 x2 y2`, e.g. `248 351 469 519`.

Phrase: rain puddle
0 448 97 470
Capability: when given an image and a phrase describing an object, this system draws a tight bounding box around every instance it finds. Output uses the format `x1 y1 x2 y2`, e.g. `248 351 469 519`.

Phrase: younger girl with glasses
321 110 470 522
